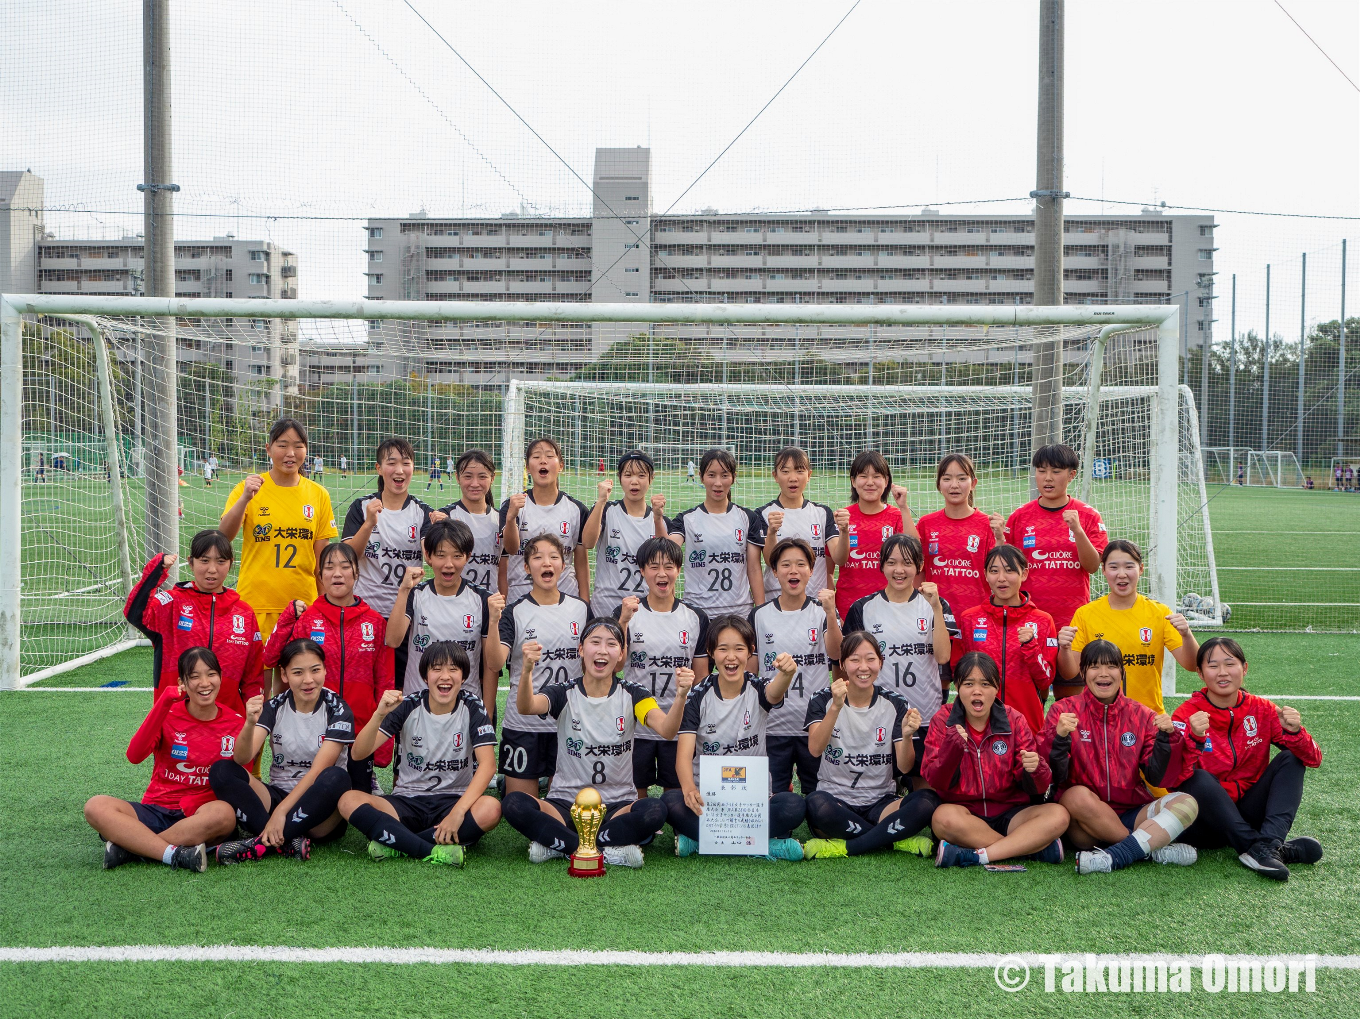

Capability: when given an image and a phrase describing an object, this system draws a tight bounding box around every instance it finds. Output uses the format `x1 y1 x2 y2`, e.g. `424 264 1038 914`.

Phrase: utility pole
141 0 179 556
1030 0 1066 473
1339 240 1348 461
1228 274 1237 468
1297 252 1306 465
1262 264 1271 452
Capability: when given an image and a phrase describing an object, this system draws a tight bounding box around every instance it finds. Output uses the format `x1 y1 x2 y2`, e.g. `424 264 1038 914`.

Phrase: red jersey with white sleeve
1003 497 1108 628
127 685 243 814
834 503 903 621
916 508 995 617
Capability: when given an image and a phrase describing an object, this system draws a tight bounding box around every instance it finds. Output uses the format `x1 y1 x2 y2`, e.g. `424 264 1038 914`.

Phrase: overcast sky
3 0 1356 337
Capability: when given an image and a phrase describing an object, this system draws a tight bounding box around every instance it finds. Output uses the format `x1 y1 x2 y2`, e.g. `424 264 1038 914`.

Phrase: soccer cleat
425 844 465 868
1279 837 1323 865
528 841 566 864
765 837 804 862
367 839 402 862
602 845 645 869
1239 839 1290 881
169 843 208 873
215 837 269 865
1030 838 1065 865
934 840 981 868
1149 842 1198 866
893 835 934 858
282 837 311 861
802 838 848 860
102 841 135 870
675 834 699 858
1075 849 1114 875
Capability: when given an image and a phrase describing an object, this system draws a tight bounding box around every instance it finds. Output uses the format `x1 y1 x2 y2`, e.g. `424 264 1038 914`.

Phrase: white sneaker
1150 842 1198 866
528 841 566 863
602 845 645 869
1075 849 1113 875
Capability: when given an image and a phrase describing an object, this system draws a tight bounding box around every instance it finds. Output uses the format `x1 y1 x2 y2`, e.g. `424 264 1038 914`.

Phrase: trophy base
568 851 605 878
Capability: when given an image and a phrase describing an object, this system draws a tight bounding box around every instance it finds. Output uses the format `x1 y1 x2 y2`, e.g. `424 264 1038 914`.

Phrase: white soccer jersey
258 688 354 792
589 502 667 618
443 499 503 591
380 689 497 797
501 491 590 603
680 673 780 784
400 579 490 693
750 498 839 602
498 591 590 734
615 598 708 742
749 597 832 737
544 678 658 804
670 502 759 617
843 590 960 720
343 493 433 619
804 686 909 807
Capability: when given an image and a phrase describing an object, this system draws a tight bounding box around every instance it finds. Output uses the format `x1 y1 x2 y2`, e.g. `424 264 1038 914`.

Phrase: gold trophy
568 787 606 878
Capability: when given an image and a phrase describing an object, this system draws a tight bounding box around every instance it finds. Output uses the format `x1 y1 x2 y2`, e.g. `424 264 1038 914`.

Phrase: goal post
1 292 1190 689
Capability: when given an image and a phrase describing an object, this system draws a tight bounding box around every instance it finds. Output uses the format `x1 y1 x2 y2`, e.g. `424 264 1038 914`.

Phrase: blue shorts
131 801 186 834
1118 806 1144 832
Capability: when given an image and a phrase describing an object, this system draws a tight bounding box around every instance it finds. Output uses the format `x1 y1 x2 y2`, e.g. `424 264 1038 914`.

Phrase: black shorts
265 782 349 843
386 793 463 832
632 739 680 790
842 793 901 824
546 798 634 826
130 801 186 833
500 728 558 780
902 730 927 782
1118 805 1144 832
983 804 1026 836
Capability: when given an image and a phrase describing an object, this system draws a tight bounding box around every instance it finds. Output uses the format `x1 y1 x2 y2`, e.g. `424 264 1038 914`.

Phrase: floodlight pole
1339 240 1348 460
1030 0 1066 482
1262 264 1271 452
1297 252 1306 465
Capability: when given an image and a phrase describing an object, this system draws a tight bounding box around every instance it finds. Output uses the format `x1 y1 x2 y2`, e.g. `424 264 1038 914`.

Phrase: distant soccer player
686 458 697 484
1173 638 1324 880
339 454 348 476
85 648 241 872
668 447 762 621
958 545 1057 734
750 446 847 607
124 530 263 714
1039 640 1201 874
202 458 214 487
583 451 670 618
209 639 354 864
1057 540 1198 713
488 534 590 798
313 455 324 480
905 453 998 628
500 619 687 868
443 449 521 595
220 418 338 671
834 451 907 622
1002 443 1108 632
749 538 842 795
427 456 443 492
387 520 502 706
802 632 939 859
924 653 1069 868
664 615 804 861
843 534 957 737
339 641 502 867
614 536 709 797
501 437 590 604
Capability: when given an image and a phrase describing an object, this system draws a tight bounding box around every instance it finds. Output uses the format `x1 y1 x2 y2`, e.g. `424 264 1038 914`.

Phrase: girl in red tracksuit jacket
958 544 1057 734
124 529 264 714
922 651 1069 868
1039 639 1202 875
265 542 395 790
1172 636 1324 881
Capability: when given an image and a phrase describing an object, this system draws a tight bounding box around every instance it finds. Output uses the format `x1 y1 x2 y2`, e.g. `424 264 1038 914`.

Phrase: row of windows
38 245 260 260
392 223 592 237
420 247 591 261
422 270 592 283
654 244 1053 259
653 268 1041 282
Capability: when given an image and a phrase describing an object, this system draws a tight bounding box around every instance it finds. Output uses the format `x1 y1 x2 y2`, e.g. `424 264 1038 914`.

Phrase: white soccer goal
2 294 1216 688
1245 450 1304 489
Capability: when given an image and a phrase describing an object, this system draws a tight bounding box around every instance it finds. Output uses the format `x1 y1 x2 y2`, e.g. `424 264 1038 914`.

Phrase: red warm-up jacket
265 596 396 766
1171 688 1322 801
1038 687 1195 812
124 556 264 714
922 699 1050 818
958 594 1057 733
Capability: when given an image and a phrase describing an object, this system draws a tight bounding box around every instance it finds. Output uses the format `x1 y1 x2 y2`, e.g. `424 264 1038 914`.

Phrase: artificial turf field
5 473 1359 1015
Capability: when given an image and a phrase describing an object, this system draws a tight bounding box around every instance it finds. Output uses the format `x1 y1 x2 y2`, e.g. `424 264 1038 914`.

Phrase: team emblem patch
560 521 570 536
917 616 929 634
361 621 375 641
1139 627 1153 645
462 613 474 630
742 709 751 727
808 628 819 645
882 525 894 540
452 732 463 750
408 525 417 540
811 524 822 539
990 739 1008 756
220 736 235 756
1244 715 1258 738
875 726 887 744
734 527 744 544
233 614 245 635
678 630 690 647
302 504 315 520
570 621 579 637
1120 731 1137 747
616 715 626 734
966 534 980 553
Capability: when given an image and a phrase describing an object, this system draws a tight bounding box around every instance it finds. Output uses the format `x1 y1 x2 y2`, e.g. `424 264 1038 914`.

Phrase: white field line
0 946 1357 969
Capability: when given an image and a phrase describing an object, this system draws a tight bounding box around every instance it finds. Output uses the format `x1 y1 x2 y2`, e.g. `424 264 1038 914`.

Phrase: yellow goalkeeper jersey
224 473 337 613
1069 594 1182 715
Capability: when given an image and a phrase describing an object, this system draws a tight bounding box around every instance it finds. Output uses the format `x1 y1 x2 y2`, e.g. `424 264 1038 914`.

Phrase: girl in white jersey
443 448 520 595
751 446 848 606
500 618 691 869
582 451 670 618
500 437 590 604
668 447 763 619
